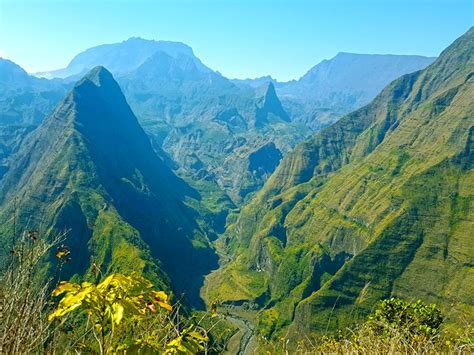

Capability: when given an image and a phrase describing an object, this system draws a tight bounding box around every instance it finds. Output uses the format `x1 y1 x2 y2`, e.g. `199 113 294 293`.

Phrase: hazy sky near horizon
0 0 472 81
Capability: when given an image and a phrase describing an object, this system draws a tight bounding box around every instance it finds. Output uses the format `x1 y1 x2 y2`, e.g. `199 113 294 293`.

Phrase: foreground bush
261 298 474 354
311 323 474 354
48 273 207 354
368 297 443 338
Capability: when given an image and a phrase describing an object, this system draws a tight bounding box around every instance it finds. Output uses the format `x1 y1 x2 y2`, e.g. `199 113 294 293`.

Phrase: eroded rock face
163 124 289 204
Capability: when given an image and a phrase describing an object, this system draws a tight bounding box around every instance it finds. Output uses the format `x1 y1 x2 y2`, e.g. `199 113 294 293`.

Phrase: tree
49 273 208 353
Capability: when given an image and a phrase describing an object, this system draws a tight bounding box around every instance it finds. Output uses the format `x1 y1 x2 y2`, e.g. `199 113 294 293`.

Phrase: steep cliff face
205 27 474 337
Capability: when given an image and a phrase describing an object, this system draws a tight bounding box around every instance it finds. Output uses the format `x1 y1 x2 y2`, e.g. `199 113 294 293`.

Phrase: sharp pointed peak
71 66 125 99
255 80 278 98
52 65 131 128
265 81 276 93
77 66 115 86
261 81 280 102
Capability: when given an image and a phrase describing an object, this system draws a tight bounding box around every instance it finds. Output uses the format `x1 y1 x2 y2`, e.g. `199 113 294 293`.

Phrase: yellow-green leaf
112 303 124 325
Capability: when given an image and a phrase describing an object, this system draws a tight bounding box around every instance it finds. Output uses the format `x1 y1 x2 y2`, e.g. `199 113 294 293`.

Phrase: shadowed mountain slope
0 67 218 306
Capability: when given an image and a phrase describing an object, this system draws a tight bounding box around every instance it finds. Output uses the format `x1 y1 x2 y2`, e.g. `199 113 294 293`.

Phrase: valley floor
202 240 260 354
222 309 257 355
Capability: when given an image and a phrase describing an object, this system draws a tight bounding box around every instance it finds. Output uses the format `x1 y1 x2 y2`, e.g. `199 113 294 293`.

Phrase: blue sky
0 0 472 81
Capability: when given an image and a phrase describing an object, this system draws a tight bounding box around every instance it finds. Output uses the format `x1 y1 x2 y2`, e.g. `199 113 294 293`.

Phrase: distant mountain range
34 37 211 79
278 52 435 105
232 75 278 88
1 38 435 204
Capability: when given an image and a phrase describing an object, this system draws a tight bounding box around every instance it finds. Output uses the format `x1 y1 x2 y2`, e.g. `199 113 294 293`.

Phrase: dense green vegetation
206 27 474 340
259 298 473 353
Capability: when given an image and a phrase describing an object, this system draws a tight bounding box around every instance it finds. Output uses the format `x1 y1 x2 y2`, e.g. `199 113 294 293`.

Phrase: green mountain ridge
1 47 436 208
0 66 218 306
205 27 474 338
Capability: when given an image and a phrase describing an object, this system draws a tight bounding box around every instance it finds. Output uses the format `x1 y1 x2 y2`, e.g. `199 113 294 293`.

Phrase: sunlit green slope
206 27 474 337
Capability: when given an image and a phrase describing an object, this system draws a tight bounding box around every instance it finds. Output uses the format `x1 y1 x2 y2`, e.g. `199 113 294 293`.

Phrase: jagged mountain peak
255 81 289 126
231 75 277 89
53 66 135 130
77 65 115 87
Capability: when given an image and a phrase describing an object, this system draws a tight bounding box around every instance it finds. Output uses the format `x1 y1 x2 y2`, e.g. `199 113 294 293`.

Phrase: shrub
368 297 443 337
258 298 473 354
48 273 208 354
